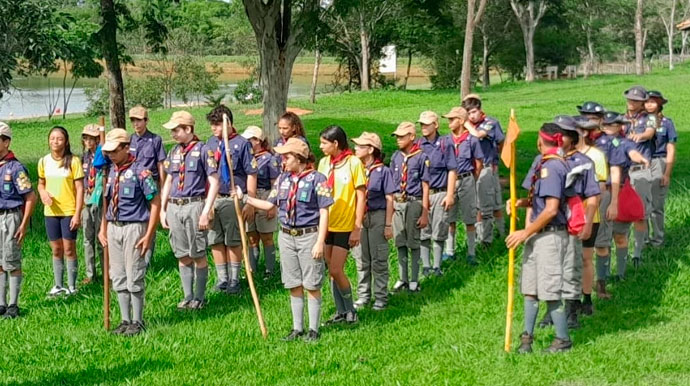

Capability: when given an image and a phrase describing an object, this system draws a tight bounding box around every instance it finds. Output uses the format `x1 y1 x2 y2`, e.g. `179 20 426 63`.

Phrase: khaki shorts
208 196 244 247
246 189 277 234
476 168 498 216
167 201 208 259
107 222 147 293
0 210 22 271
629 167 653 219
448 173 477 225
278 230 325 290
492 166 504 210
520 230 568 301
393 199 423 249
562 235 583 300
421 191 452 241
595 189 612 248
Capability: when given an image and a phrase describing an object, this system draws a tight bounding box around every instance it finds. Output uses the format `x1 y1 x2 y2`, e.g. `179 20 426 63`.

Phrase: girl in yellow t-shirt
38 126 85 296
318 125 366 324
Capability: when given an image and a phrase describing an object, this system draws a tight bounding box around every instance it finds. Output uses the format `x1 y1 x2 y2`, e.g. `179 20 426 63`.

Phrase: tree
99 0 127 129
477 0 514 88
460 0 488 98
635 0 646 75
510 0 548 82
656 0 678 70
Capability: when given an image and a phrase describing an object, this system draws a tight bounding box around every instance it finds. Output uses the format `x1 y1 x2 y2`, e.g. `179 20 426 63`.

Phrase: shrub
233 77 262 104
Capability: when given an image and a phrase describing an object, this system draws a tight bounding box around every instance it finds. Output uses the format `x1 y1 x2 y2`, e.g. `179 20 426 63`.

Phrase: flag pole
99 115 110 331
504 109 518 352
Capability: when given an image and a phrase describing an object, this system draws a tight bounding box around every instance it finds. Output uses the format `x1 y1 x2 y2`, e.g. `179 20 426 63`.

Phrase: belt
218 193 234 198
394 195 421 203
429 188 447 194
538 225 566 233
629 164 648 172
0 207 20 215
280 226 318 236
111 220 144 227
168 196 204 205
457 171 473 178
652 155 666 159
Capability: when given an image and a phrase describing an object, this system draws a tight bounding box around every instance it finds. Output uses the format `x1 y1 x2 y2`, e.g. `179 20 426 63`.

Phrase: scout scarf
451 131 470 157
215 132 237 187
400 143 422 199
0 151 17 167
111 154 135 219
178 136 200 191
86 152 97 193
286 168 314 226
326 149 353 189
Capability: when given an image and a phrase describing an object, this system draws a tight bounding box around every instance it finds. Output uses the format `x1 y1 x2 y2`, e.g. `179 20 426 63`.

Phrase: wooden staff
222 114 268 338
99 115 110 331
504 109 518 352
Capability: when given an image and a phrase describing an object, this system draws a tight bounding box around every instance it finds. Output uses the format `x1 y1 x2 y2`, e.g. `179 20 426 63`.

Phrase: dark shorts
45 216 78 241
582 223 601 248
326 231 351 250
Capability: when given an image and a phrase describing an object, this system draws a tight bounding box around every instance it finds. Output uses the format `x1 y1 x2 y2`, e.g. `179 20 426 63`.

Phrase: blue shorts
45 216 78 241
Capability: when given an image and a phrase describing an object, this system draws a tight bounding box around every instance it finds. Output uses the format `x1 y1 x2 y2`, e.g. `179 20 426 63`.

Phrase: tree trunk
668 0 677 70
510 0 547 83
524 29 536 82
310 49 321 104
460 0 477 98
634 0 645 76
100 0 126 129
359 12 370 91
403 49 412 90
259 42 298 144
482 33 490 89
682 30 689 57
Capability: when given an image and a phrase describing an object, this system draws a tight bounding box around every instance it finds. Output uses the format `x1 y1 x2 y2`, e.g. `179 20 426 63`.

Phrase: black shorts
326 231 351 250
45 216 78 242
582 223 601 248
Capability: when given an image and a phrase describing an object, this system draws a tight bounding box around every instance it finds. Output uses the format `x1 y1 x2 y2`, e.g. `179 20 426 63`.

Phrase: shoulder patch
540 168 549 179
139 169 152 179
425 159 430 168
207 150 215 158
316 181 332 197
17 171 31 190
251 158 258 169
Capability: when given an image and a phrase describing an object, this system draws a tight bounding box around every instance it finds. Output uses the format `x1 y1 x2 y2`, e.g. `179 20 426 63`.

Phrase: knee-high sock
444 227 456 255
117 291 131 322
496 216 506 237
179 264 194 301
131 290 144 322
596 254 610 280
397 247 408 282
633 229 646 259
9 274 21 305
433 241 443 269
410 248 421 282
420 240 431 268
331 279 345 314
194 266 208 301
290 295 304 332
215 263 228 284
339 285 355 312
523 298 539 336
0 272 7 306
53 258 64 288
250 246 260 272
548 300 570 341
616 247 628 277
308 296 322 333
467 229 477 256
229 262 241 282
265 245 276 273
66 259 78 289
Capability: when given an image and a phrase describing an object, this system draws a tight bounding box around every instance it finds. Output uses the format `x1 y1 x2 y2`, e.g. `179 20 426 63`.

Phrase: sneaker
281 329 304 341
433 268 443 277
408 281 420 292
466 255 478 266
0 305 6 316
323 313 346 326
422 267 432 277
213 281 228 292
632 257 641 268
391 281 408 293
303 329 320 342
354 299 369 310
123 321 146 336
66 286 78 296
176 300 192 311
566 301 580 329
188 299 206 310
441 253 453 262
3 304 19 319
226 279 241 294
48 286 67 297
517 332 533 354
538 311 553 328
263 271 273 281
345 310 358 324
580 302 594 316
111 321 130 335
543 337 573 353
372 301 387 311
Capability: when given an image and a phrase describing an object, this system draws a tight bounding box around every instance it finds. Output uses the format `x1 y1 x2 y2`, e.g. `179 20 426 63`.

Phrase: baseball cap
102 129 130 152
351 132 383 150
163 111 195 129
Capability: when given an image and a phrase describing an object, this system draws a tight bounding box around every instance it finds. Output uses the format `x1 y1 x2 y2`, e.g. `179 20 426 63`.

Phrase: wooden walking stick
99 115 110 331
222 114 268 338
502 109 520 352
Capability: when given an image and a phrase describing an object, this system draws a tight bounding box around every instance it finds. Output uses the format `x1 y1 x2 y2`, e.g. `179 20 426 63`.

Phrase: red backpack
566 195 586 235
616 179 645 222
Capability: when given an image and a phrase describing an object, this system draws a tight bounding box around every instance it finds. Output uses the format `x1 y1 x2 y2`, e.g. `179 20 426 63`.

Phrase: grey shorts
0 210 22 271
421 191 452 241
520 230 568 301
246 189 278 234
393 199 423 249
208 196 243 247
476 168 499 216
492 166 504 210
595 189 612 248
448 173 477 225
278 230 325 290
107 222 148 293
562 235 583 300
629 167 653 219
167 200 208 259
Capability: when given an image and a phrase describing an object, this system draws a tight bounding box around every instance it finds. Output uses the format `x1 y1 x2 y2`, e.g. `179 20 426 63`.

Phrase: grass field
2 63 690 385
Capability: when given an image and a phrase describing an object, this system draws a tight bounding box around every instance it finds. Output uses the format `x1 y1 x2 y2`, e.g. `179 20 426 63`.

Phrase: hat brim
101 141 121 152
163 120 180 129
391 129 413 137
81 130 100 137
624 91 648 101
442 113 462 119
129 114 146 120
417 119 436 125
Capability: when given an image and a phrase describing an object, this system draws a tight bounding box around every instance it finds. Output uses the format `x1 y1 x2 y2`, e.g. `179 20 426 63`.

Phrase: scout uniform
645 91 677 246
390 122 430 292
81 124 104 283
0 122 34 319
102 129 159 336
244 126 280 277
351 133 397 310
417 111 457 276
443 107 484 264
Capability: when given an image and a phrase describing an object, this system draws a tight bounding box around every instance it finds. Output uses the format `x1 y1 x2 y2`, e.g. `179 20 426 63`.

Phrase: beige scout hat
442 107 468 120
0 122 12 139
129 105 148 120
391 121 416 137
417 111 439 125
163 111 195 129
462 93 481 102
351 132 383 150
102 128 130 152
82 124 101 137
241 125 265 141
274 137 309 158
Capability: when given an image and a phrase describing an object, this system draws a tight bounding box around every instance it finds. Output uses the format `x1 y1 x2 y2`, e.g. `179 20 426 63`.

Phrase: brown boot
517 332 533 354
543 337 572 353
596 280 611 300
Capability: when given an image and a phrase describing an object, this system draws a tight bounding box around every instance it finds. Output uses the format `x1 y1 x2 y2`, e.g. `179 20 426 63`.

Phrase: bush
173 56 222 105
126 77 164 110
233 77 262 104
84 81 109 117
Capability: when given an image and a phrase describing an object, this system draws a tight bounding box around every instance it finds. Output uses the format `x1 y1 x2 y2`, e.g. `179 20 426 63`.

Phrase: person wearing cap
129 105 167 267
0 122 37 319
462 94 506 244
442 107 483 265
275 112 310 171
416 110 457 277
597 111 649 282
80 124 104 285
506 123 572 354
240 137 332 342
350 132 397 311
390 122 430 293
98 129 160 336
622 85 655 266
644 91 676 247
160 110 220 310
38 126 85 297
242 125 280 279
318 125 366 325
205 105 258 294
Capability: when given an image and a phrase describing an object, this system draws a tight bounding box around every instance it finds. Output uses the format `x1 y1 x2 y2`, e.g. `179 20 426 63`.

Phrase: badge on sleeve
268 189 278 199
316 182 332 197
207 150 215 158
540 168 549 179
207 157 218 169
425 159 430 168
164 160 171 169
251 158 258 169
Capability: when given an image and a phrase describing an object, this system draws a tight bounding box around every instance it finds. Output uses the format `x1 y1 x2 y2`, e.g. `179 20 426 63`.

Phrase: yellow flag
500 110 521 168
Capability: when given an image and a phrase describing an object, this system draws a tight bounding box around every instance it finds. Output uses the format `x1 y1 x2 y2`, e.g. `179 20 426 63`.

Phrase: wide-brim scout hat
352 132 383 150
392 121 416 137
647 90 668 104
623 85 648 101
602 111 628 125
81 124 100 138
0 122 12 139
242 125 265 141
442 107 468 120
102 128 130 152
577 101 605 115
572 115 600 130
553 115 578 132
163 111 195 129
417 111 439 125
462 93 481 102
129 105 148 120
274 137 309 158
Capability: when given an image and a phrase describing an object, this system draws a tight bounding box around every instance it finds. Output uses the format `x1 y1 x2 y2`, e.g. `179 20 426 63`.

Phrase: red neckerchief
178 136 200 191
286 168 314 226
0 151 17 167
214 132 237 162
326 149 353 189
86 151 97 193
588 130 603 141
254 148 269 159
451 131 470 157
400 143 422 199
111 154 136 219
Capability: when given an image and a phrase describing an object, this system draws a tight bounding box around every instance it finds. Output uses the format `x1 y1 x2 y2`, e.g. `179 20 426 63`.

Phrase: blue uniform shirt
473 116 502 166
390 149 430 198
650 116 678 158
451 134 484 174
164 141 218 198
598 134 637 173
105 164 158 222
365 163 398 211
565 151 600 199
207 134 258 195
522 155 570 227
419 134 457 189
268 170 333 228
129 130 166 181
625 112 654 160
0 159 32 210
255 150 281 190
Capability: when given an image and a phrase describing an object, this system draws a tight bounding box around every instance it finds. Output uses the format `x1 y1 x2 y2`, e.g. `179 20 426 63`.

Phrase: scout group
0 86 676 352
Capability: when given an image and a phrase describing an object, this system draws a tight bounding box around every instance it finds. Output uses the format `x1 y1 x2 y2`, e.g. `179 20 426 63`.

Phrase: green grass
3 63 690 385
